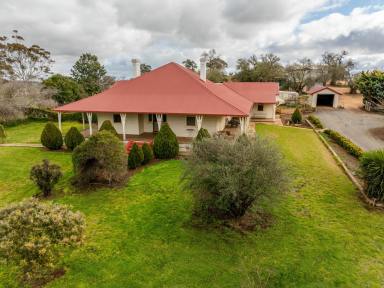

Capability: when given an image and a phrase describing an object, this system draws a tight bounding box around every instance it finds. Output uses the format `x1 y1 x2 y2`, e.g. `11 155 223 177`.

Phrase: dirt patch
26 268 66 288
226 211 274 233
369 127 384 141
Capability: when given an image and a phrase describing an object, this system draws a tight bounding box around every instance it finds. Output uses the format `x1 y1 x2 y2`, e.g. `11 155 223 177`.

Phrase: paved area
315 107 384 151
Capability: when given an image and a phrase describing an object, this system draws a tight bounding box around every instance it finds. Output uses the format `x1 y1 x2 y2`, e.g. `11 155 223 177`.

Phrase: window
186 116 196 126
113 114 121 123
257 104 264 111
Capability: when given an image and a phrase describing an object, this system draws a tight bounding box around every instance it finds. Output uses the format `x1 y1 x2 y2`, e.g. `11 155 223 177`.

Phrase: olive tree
183 135 286 221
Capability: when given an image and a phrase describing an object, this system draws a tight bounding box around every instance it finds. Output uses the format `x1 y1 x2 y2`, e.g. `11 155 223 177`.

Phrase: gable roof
224 82 279 104
55 62 277 116
307 85 342 95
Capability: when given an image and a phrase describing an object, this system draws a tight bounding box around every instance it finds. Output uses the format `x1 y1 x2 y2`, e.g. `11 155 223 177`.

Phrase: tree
43 74 86 104
71 53 108 96
182 59 198 71
140 63 152 75
285 58 314 93
153 123 179 159
234 53 284 82
0 30 53 80
72 131 127 186
142 143 154 164
195 128 210 141
30 160 62 197
318 51 354 85
206 49 228 83
356 70 384 111
183 136 286 221
40 122 63 150
291 107 302 124
64 126 85 150
0 199 85 283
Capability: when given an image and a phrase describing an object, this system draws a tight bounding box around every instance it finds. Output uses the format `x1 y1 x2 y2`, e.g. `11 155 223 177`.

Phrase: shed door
316 94 334 107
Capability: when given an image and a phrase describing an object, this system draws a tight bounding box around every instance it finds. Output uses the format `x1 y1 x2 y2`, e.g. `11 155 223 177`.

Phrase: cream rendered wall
97 113 227 137
97 113 140 134
250 104 275 119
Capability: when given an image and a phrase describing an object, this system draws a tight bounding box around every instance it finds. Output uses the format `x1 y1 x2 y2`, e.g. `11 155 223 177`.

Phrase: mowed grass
0 124 384 287
4 121 86 143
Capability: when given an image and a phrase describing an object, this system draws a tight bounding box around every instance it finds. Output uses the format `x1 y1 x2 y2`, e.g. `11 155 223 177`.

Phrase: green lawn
1 124 384 287
4 121 86 143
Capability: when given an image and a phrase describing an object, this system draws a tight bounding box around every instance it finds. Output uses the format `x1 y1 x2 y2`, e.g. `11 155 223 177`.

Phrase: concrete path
315 108 384 151
0 143 43 148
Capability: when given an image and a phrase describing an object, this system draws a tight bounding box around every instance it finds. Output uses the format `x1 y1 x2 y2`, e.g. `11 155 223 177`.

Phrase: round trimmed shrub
195 128 210 142
0 198 85 282
72 131 127 185
65 126 85 150
142 143 154 164
0 124 6 143
153 123 179 159
291 107 302 124
40 122 63 150
360 150 384 200
99 120 118 136
128 143 144 169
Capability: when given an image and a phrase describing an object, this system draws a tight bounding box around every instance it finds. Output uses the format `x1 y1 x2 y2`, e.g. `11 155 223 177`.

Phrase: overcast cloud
1 0 383 79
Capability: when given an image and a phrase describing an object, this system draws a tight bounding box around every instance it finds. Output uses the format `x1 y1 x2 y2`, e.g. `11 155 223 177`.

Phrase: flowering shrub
0 199 85 282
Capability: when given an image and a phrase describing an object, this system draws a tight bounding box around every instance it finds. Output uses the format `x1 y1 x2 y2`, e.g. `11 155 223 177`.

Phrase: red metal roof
307 85 342 95
223 82 279 104
55 62 278 116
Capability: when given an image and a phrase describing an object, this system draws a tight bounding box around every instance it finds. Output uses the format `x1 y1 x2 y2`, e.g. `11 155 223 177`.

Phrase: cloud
0 0 383 78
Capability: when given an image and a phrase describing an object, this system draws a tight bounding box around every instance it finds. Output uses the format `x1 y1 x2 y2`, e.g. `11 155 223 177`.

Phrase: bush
291 107 302 124
195 128 211 141
72 130 126 185
99 120 118 136
0 124 6 143
30 160 62 197
128 143 144 169
360 150 384 200
183 136 286 221
324 129 363 158
40 122 63 150
0 199 85 282
307 115 324 129
153 123 179 159
65 126 85 150
142 143 154 164
356 70 384 111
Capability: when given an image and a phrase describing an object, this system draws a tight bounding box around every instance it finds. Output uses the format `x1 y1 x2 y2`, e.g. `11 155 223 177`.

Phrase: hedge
360 150 384 201
324 129 363 158
307 115 324 129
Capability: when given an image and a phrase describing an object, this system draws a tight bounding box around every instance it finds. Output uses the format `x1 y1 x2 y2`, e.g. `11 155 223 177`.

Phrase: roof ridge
174 63 249 114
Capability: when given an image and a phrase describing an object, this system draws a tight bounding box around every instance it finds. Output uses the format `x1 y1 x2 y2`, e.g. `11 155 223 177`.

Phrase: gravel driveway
315 108 384 151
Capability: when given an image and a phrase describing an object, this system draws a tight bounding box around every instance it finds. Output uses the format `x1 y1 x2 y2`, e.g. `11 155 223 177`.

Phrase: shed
308 86 342 108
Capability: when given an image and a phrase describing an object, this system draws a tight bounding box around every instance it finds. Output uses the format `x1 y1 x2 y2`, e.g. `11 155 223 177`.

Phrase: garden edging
305 119 384 208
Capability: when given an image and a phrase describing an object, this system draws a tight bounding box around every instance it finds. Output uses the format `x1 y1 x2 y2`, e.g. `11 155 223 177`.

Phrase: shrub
99 120 118 136
307 115 324 129
142 143 154 164
360 150 384 201
30 160 62 197
324 129 363 158
128 143 144 169
291 107 302 124
153 123 179 159
195 128 211 142
0 199 85 282
65 126 85 150
40 122 63 150
183 136 286 221
0 124 6 143
356 70 384 111
72 130 126 185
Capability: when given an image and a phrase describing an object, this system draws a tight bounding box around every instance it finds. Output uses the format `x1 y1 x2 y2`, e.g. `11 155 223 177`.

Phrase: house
54 56 279 140
308 86 342 108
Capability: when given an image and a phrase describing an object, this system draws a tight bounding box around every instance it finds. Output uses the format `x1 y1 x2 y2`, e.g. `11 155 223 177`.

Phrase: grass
3 121 86 144
1 124 384 287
